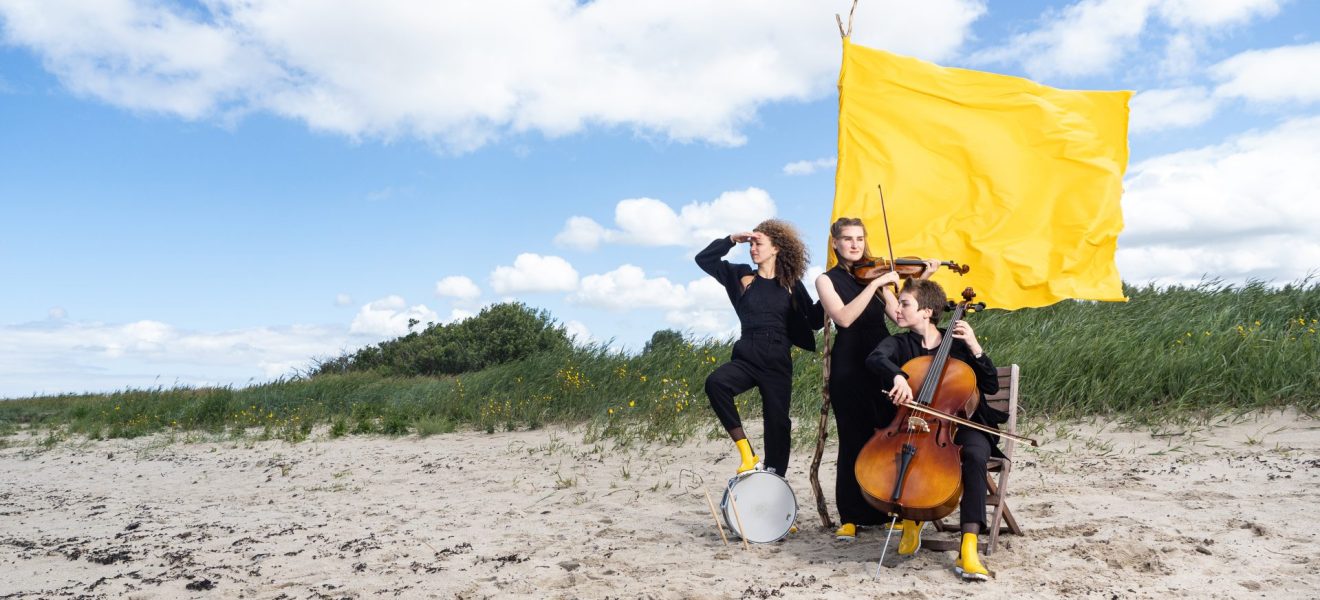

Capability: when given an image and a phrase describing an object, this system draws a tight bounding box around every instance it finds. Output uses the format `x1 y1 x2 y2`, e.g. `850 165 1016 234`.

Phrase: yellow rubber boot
897 520 923 555
735 439 760 473
956 533 990 581
834 523 856 541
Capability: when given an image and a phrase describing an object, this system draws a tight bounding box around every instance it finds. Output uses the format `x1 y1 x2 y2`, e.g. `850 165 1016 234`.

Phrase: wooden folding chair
927 364 1024 555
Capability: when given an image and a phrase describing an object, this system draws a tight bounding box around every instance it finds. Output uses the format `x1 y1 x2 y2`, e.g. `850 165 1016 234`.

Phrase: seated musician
864 278 1007 581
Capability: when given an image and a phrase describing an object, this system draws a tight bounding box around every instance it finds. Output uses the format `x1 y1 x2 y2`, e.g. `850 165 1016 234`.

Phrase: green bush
316 302 571 377
643 329 687 354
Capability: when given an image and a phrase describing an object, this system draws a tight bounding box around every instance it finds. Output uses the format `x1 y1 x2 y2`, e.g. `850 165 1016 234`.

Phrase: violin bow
876 183 901 295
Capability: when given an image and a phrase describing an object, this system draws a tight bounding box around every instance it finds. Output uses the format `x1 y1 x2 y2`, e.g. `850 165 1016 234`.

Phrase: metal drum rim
719 470 798 544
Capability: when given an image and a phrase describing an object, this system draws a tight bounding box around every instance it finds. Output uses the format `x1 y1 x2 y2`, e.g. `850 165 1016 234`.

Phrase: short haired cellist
864 278 1008 581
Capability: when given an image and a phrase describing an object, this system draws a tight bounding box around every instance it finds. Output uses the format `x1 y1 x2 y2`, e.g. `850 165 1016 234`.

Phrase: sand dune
2 411 1317 599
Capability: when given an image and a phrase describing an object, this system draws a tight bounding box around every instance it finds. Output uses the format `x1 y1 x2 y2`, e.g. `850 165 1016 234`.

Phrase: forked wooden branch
809 320 835 529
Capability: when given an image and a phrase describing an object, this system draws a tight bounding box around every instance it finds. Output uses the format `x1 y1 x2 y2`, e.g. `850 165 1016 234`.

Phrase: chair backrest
982 364 1020 457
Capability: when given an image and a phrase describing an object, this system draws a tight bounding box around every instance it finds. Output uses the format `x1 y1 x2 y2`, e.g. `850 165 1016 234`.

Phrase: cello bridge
905 416 930 433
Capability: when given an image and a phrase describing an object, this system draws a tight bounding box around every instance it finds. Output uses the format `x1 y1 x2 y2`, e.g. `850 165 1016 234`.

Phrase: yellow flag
831 39 1131 309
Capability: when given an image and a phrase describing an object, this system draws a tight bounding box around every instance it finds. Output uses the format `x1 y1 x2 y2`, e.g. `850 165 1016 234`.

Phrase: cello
853 287 985 524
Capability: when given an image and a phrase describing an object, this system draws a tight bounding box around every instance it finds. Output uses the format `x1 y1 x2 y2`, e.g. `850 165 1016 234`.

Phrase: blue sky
2 0 1318 398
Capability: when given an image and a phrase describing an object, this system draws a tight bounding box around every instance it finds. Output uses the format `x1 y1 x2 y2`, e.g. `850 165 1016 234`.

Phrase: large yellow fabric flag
831 38 1131 309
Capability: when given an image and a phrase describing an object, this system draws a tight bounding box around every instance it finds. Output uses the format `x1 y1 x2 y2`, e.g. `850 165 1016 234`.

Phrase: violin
850 257 970 285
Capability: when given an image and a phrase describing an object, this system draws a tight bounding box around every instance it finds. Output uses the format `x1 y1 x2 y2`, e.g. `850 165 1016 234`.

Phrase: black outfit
697 236 819 476
864 330 1007 529
822 266 895 526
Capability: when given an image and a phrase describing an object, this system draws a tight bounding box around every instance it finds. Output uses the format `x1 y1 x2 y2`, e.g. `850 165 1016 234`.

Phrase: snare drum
720 470 798 543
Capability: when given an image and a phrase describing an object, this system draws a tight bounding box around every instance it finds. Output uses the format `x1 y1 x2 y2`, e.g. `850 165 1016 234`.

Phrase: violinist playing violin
815 217 938 542
864 278 1007 582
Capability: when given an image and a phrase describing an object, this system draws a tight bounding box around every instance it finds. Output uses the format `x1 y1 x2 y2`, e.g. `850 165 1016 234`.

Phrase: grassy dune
2 281 1317 446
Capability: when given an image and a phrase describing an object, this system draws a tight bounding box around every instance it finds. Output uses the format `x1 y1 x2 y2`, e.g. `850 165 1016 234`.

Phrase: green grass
2 280 1317 445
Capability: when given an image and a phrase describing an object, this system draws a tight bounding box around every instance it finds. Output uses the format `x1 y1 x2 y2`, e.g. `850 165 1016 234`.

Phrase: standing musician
698 219 821 477
815 217 937 541
864 278 1007 581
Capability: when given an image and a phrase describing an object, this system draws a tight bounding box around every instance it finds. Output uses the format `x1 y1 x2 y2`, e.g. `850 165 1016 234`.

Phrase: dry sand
1 411 1317 599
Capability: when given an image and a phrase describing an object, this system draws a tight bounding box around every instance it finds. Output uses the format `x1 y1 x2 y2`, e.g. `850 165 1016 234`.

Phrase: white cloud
444 308 474 324
348 295 439 337
677 188 779 243
435 275 481 302
1154 0 1283 28
614 198 688 246
1212 43 1320 105
489 253 579 294
0 318 354 398
554 187 776 250
1157 32 1198 79
0 0 984 151
783 156 836 176
803 265 826 300
563 320 592 345
47 307 67 320
553 216 609 251
1129 86 1219 133
972 0 1282 80
571 264 691 311
972 0 1156 79
663 277 737 338
665 309 736 339
566 265 737 337
1118 115 1320 285
1127 43 1320 134
335 293 353 306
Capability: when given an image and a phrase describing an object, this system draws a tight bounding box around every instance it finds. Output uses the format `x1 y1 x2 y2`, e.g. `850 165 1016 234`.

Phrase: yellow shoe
892 519 924 556
735 439 760 474
897 520 924 555
955 533 990 581
835 523 856 541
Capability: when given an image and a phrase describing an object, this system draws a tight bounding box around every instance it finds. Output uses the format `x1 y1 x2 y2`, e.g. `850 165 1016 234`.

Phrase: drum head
721 471 797 543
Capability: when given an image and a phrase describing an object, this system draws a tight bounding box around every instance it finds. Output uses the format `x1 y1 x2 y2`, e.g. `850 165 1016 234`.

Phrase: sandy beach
2 411 1317 599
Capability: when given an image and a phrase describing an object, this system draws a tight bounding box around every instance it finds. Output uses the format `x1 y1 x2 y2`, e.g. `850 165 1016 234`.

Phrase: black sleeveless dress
825 265 894 526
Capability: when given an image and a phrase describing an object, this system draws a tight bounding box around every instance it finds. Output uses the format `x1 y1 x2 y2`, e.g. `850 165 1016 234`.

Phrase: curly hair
754 219 808 292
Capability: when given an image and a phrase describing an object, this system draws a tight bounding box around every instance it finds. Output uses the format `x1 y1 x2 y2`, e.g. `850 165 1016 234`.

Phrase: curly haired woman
696 219 821 476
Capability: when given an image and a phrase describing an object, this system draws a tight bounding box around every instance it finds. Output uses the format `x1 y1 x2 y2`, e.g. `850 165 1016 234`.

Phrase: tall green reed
2 280 1316 443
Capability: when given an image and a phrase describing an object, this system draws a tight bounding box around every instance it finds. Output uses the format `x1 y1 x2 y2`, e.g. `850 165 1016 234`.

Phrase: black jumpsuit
697 236 818 476
865 330 1007 529
823 266 894 526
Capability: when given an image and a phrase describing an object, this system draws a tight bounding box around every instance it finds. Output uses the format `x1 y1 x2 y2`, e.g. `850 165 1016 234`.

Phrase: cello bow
894 400 1038 447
